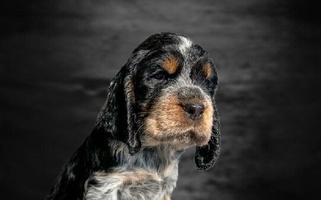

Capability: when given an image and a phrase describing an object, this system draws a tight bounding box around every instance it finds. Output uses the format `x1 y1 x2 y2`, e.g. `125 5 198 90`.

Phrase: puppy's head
96 33 221 170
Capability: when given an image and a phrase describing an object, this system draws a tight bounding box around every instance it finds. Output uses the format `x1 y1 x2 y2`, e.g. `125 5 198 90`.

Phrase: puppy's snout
182 103 205 120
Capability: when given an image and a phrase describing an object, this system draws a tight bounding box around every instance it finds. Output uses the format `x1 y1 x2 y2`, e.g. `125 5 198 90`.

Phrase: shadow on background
0 0 320 199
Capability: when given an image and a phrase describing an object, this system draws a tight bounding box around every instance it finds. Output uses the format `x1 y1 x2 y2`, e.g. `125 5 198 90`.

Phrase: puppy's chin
142 129 211 150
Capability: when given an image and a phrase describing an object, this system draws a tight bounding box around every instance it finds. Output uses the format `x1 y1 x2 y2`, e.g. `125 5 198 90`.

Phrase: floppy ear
195 100 221 170
95 65 141 155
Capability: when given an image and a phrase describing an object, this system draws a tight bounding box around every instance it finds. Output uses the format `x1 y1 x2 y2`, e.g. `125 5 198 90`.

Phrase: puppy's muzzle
177 86 208 120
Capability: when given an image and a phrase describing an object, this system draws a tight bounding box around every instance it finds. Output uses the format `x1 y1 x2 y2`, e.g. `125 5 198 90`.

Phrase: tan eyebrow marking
202 63 212 79
161 55 180 74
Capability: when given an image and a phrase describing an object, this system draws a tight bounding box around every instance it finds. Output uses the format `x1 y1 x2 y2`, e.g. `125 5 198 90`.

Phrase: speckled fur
84 143 179 200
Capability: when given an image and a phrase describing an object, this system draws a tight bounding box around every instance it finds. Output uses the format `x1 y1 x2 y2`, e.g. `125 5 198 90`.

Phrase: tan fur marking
194 101 213 146
203 63 212 79
162 196 171 200
162 161 176 177
143 93 213 149
106 169 163 185
145 95 192 139
162 56 180 74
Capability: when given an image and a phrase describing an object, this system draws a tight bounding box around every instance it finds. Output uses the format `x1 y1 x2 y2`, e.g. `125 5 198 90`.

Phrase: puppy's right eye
151 71 167 80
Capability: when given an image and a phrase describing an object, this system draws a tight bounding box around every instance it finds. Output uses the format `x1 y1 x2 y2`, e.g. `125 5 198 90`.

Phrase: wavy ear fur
195 100 221 170
95 65 141 155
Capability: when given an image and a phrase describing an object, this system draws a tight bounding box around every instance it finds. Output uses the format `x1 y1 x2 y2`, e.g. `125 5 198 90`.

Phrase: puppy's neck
109 140 183 173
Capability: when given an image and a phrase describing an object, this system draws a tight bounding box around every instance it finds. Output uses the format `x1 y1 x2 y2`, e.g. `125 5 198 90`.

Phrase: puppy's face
132 34 218 149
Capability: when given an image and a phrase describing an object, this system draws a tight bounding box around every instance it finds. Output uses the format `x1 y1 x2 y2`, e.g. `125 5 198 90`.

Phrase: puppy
47 32 221 200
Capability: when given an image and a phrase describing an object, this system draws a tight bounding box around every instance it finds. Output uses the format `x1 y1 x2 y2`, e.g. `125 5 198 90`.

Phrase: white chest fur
84 161 178 200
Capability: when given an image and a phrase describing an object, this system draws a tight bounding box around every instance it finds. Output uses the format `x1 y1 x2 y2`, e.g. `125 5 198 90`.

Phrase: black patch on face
133 33 181 53
187 44 208 63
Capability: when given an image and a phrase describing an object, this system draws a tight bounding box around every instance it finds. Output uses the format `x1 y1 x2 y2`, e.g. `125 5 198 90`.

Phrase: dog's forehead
133 34 208 70
129 33 216 86
134 33 206 58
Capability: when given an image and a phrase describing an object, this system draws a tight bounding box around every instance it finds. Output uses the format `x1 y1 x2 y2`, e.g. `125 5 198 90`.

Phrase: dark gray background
0 0 320 199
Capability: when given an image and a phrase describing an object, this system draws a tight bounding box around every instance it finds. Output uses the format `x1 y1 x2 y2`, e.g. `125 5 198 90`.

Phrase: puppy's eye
151 72 167 80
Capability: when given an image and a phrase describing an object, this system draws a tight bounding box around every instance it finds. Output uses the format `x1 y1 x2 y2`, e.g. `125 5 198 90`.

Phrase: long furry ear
195 101 221 170
95 66 141 155
123 74 141 154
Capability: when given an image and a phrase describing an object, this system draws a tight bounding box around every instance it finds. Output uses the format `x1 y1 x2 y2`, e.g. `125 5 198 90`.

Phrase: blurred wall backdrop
0 0 320 199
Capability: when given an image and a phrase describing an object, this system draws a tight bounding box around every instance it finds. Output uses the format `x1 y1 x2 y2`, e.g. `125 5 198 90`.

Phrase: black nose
182 104 205 120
